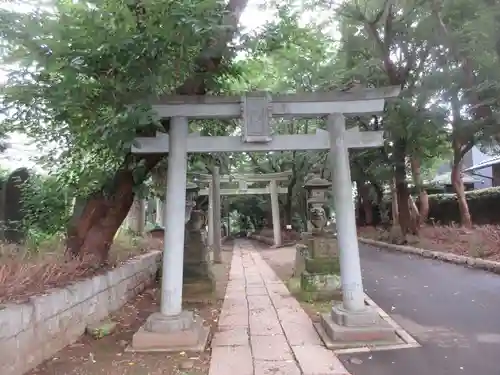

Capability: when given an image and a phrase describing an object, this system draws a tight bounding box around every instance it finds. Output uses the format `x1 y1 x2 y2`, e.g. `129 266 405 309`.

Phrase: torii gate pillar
317 113 398 344
212 166 222 263
130 117 209 352
269 180 282 247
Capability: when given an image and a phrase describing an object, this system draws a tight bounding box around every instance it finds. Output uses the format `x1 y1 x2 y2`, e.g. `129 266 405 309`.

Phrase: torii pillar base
315 304 399 349
128 311 210 353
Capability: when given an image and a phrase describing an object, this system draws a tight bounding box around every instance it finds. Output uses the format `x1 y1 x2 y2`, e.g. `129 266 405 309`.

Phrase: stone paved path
209 240 350 375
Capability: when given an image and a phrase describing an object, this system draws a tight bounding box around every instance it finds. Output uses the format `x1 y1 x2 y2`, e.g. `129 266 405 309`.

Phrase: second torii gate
129 87 400 352
195 170 291 249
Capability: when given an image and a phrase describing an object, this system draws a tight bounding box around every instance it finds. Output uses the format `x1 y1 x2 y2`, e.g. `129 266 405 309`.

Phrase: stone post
127 197 146 234
0 168 30 243
212 166 222 263
155 198 165 227
207 181 214 246
269 179 282 247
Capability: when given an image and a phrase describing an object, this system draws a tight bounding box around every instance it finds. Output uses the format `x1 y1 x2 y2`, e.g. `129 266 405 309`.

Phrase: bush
21 174 71 247
361 187 500 226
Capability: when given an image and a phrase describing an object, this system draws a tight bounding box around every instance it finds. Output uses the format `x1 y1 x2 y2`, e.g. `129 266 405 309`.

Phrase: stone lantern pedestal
183 209 215 298
298 229 341 300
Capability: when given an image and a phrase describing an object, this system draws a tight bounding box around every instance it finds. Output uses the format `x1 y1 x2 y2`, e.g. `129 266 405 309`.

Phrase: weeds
0 232 159 304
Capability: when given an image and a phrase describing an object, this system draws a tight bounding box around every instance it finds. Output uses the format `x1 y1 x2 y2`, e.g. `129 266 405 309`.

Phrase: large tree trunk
410 158 429 226
359 182 374 226
66 0 249 262
451 144 472 228
393 141 412 240
408 195 420 235
66 154 162 262
391 178 399 226
284 176 296 226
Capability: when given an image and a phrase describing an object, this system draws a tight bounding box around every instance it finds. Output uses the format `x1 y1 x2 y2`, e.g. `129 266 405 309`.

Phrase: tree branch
430 0 493 122
176 0 249 95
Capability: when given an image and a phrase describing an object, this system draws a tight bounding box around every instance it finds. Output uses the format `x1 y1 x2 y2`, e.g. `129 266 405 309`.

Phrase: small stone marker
0 167 30 243
86 320 117 339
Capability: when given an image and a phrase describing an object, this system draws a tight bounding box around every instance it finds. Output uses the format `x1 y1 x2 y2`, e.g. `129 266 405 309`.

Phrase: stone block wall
0 251 161 375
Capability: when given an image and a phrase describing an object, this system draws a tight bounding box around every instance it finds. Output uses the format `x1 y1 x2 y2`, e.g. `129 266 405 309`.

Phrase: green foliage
2 0 500 235
229 195 268 230
21 173 71 241
0 0 230 194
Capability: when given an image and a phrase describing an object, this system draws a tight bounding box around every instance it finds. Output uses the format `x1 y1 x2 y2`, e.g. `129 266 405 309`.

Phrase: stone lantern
294 175 340 301
304 176 332 231
183 181 214 298
185 182 199 224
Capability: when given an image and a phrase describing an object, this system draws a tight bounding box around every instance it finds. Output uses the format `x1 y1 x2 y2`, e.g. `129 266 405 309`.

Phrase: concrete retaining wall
0 251 161 375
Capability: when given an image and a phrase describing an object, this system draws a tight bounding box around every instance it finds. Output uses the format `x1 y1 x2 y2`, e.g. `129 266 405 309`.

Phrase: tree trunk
408 195 420 235
391 178 399 226
451 151 472 228
393 141 412 238
284 190 293 226
66 154 162 262
355 188 364 226
370 179 384 205
410 158 429 226
359 182 374 226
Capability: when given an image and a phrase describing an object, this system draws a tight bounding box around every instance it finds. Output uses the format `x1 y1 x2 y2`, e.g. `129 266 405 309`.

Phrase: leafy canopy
0 0 228 194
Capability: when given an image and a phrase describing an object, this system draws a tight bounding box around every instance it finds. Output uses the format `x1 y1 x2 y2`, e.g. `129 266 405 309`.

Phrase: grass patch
287 276 340 321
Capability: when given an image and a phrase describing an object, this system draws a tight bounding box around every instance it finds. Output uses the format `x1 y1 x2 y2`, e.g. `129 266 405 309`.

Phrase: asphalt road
338 244 500 375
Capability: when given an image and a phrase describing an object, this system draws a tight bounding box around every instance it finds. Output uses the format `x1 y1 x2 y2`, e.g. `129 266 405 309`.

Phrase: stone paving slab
254 360 302 375
292 344 349 375
209 346 253 375
208 240 351 375
251 334 294 361
212 326 249 347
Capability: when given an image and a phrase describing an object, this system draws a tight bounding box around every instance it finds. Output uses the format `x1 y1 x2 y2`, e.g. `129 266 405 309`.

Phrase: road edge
359 237 500 275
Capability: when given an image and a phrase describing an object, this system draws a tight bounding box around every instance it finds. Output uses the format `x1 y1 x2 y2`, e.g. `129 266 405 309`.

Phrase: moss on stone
304 257 340 274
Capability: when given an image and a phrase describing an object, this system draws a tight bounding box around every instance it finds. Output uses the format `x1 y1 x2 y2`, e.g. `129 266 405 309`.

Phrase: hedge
358 186 500 226
427 186 500 225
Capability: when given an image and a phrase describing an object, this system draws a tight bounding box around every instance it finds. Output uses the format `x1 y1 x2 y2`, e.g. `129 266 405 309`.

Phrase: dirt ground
27 241 233 375
358 225 500 260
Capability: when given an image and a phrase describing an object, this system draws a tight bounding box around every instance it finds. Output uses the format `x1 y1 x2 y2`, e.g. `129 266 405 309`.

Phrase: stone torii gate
129 87 400 351
195 170 291 250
